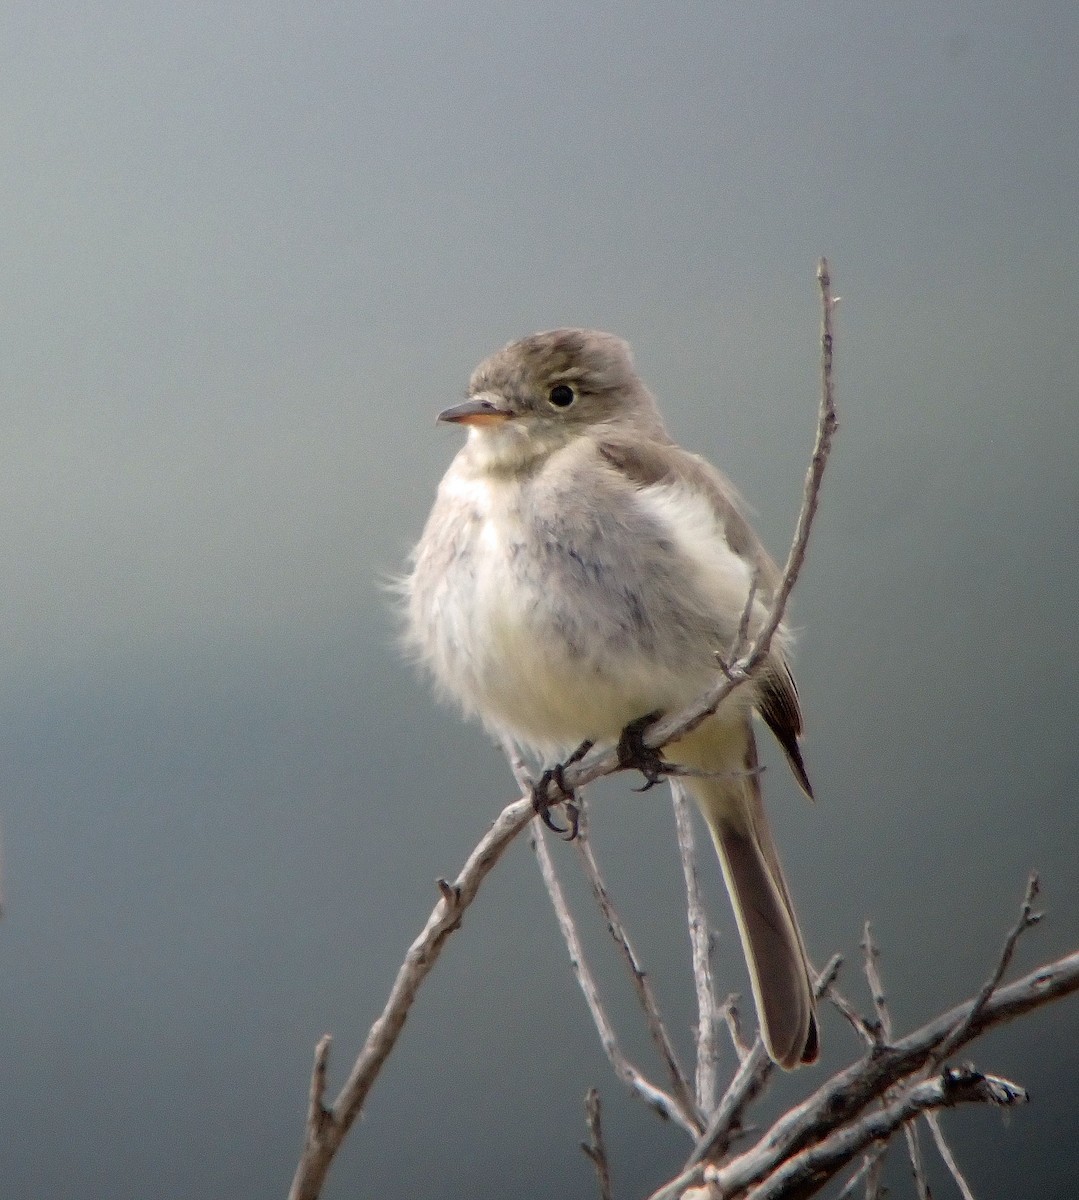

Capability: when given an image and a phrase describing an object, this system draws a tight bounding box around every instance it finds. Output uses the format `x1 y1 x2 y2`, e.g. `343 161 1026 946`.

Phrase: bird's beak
437 396 513 426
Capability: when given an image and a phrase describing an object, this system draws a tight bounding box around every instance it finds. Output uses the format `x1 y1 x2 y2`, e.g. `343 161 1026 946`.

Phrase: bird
404 328 819 1069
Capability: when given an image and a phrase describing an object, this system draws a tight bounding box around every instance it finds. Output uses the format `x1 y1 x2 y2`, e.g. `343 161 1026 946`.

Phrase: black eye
548 384 575 408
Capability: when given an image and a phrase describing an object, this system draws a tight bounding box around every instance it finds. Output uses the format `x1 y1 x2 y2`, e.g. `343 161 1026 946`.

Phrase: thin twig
861 922 930 1197
581 1088 614 1200
510 738 700 1128
635 257 839 758
671 780 721 1108
863 1146 886 1200
924 1110 977 1200
861 922 891 1042
501 741 533 794
287 793 537 1200
296 1035 334 1173
902 1119 932 1200
720 993 752 1065
834 1144 887 1200
509 724 702 1129
826 979 881 1048
933 873 1042 1066
531 822 701 1135
573 802 701 1125
734 564 758 662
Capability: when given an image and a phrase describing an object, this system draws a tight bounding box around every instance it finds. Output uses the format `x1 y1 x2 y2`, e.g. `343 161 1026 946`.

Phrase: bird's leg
616 711 668 791
531 738 593 841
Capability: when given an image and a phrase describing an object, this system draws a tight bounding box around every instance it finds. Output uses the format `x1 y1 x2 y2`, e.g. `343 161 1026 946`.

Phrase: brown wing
759 666 814 799
596 432 813 799
595 434 781 592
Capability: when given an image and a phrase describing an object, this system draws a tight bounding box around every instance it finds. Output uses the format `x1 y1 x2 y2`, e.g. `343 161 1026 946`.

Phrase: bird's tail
678 725 819 1069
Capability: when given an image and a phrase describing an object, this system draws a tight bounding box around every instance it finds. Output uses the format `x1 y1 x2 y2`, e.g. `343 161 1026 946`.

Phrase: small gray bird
405 329 819 1069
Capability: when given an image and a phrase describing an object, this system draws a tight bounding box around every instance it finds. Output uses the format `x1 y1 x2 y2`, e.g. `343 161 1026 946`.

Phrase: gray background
1 3 1076 1197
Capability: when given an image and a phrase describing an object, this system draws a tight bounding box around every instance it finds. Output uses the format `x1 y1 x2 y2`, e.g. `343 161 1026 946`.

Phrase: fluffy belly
419 527 724 754
408 465 762 756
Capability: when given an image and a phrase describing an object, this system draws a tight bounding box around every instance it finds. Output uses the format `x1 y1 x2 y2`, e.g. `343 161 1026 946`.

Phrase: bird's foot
530 739 593 841
616 712 668 791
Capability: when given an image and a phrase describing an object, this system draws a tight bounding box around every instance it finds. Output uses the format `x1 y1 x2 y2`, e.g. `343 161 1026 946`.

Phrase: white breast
408 461 767 756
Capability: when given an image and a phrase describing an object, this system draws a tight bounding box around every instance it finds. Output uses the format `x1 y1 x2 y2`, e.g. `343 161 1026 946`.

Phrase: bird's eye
548 384 575 408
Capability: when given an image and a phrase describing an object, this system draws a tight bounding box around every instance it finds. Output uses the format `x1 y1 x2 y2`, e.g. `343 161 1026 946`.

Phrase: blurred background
0 3 1076 1197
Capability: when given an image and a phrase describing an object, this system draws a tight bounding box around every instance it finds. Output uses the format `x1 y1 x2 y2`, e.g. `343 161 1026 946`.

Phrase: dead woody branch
648 900 1079 1200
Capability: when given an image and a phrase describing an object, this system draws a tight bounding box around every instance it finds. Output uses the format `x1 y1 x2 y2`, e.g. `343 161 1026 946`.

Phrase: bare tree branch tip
581 1088 614 1200
815 953 844 993
309 1034 332 1116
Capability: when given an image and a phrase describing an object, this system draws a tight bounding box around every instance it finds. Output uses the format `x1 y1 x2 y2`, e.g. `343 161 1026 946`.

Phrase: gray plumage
406 328 818 1068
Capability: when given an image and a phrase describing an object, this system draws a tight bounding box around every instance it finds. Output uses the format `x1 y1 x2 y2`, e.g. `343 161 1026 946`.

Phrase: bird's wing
595 432 813 799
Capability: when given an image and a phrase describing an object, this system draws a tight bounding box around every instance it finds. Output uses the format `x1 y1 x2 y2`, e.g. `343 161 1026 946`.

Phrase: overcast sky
0 4 1076 1198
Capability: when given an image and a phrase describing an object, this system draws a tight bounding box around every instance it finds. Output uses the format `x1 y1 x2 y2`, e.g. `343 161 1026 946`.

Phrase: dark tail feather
683 727 819 1069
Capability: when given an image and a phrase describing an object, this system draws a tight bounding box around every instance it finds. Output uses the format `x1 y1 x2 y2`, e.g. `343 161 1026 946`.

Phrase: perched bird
405 329 819 1068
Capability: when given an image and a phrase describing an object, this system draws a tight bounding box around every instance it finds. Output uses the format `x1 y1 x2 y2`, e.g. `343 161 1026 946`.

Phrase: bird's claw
530 739 592 841
617 712 668 791
531 765 578 839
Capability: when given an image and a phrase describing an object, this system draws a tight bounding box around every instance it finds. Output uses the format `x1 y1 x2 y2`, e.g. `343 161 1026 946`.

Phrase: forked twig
532 822 701 1135
860 922 931 1200
287 793 536 1200
826 978 881 1047
648 947 1079 1200
505 743 701 1129
933 873 1042 1066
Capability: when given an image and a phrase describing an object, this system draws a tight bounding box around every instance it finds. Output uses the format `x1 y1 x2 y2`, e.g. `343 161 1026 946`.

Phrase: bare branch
509 722 703 1132
295 1035 334 1181
501 740 534 794
861 922 891 1042
652 950 1078 1200
636 258 840 758
287 793 537 1200
736 565 761 654
826 979 882 1048
727 1067 1026 1200
902 1120 931 1200
924 1110 977 1200
932 873 1042 1066
581 1088 614 1200
833 1144 887 1200
719 993 752 1065
861 922 929 1198
531 822 702 1135
573 802 701 1127
863 1148 886 1200
671 780 720 1108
